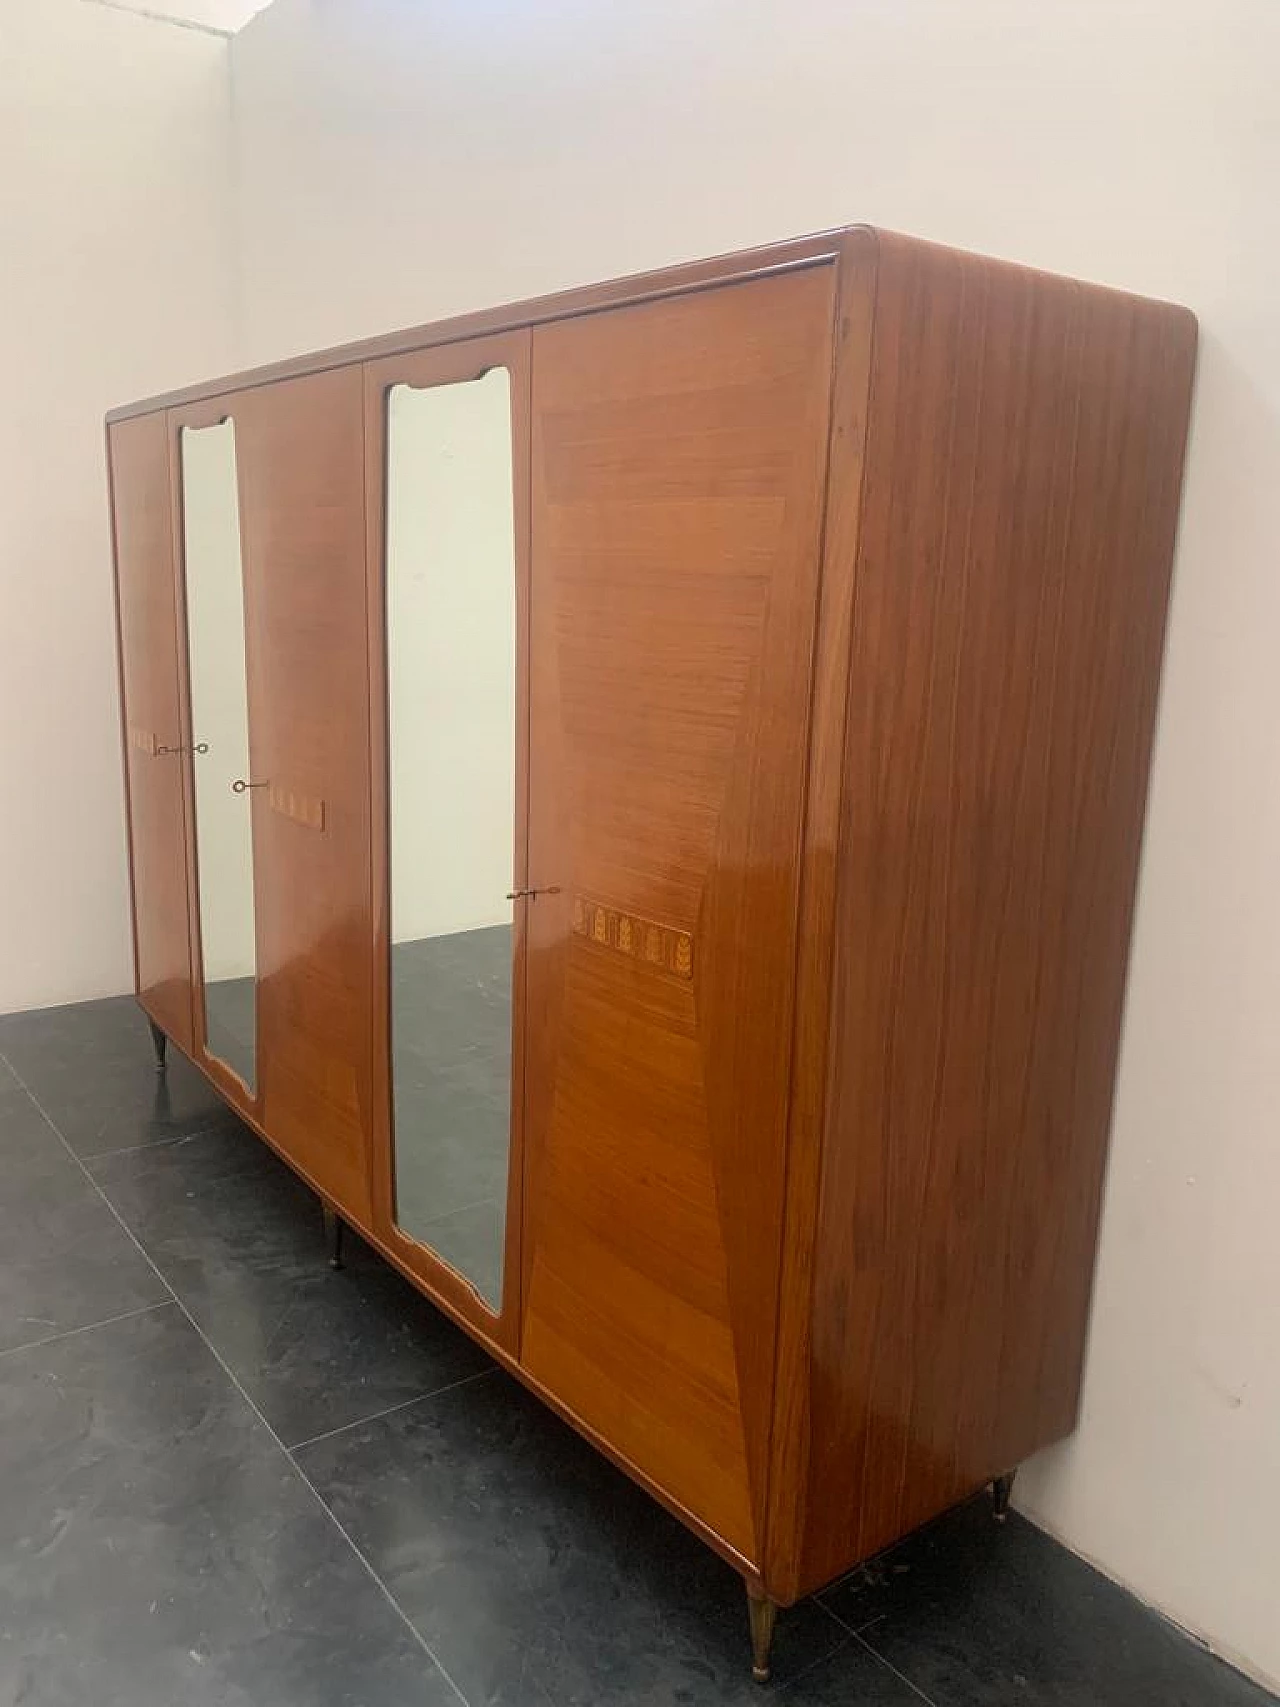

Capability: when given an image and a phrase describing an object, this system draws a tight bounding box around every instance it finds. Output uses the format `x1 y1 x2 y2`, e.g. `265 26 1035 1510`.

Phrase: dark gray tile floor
197 927 513 1309
203 974 257 1093
1 993 1275 1707
0 991 242 1161
391 926 512 1310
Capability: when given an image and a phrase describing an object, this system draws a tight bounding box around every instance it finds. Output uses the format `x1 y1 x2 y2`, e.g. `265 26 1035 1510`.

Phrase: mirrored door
368 332 530 1336
175 412 258 1096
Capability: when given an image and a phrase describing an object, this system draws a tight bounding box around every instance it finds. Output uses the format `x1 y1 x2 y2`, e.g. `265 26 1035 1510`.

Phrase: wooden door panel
109 413 193 1051
233 368 373 1225
522 266 836 1561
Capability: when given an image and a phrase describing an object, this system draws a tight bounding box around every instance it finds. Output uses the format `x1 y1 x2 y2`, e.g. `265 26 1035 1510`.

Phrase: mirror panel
180 420 258 1093
386 368 516 1311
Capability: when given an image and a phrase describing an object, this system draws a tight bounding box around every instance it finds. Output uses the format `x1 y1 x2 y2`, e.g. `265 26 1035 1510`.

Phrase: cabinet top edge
104 222 1196 426
104 227 864 425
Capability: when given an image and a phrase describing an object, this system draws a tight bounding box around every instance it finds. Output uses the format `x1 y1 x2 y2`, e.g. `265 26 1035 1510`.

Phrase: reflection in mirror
387 368 516 1311
180 420 257 1092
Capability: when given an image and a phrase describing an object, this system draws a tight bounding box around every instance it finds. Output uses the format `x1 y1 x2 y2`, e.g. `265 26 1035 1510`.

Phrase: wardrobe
107 225 1197 1677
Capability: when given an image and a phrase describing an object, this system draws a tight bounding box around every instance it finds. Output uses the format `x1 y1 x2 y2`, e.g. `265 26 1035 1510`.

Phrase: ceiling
91 0 276 33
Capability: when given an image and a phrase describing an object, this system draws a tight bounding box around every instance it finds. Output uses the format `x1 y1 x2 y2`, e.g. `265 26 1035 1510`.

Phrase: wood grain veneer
105 235 844 426
521 265 838 1559
766 230 1197 1602
231 366 375 1228
106 227 1198 1654
108 411 195 1052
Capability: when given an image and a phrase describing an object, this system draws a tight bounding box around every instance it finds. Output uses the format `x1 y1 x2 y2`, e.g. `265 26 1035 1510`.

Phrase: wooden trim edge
105 231 854 423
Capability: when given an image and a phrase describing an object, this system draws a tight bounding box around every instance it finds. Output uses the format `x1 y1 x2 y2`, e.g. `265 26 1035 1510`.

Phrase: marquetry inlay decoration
571 895 694 981
128 725 158 756
268 783 326 832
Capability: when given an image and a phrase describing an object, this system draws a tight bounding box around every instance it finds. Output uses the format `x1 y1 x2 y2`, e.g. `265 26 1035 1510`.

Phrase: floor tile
776 1637 932 1701
0 1304 457 1707
202 974 257 1093
6 995 1275 1707
90 1121 492 1447
0 1088 169 1353
407 1196 505 1312
391 926 513 1324
393 1065 510 1225
297 1366 847 1706
0 994 238 1159
821 1494 1274 1707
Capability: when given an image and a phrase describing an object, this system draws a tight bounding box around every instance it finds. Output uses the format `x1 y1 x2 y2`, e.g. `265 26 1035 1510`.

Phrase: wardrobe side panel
522 266 837 1562
763 230 880 1601
232 367 375 1226
108 412 194 1051
797 235 1197 1594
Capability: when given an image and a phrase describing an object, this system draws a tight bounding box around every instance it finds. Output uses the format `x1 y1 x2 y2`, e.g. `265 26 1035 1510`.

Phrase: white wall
0 0 238 1013
181 419 256 982
386 371 516 942
226 0 1280 1685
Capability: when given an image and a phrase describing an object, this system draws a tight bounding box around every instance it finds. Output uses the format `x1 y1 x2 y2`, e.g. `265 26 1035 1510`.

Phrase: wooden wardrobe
106 226 1197 1678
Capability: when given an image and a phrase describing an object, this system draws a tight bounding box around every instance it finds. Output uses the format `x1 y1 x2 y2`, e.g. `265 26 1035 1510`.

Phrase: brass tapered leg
992 1468 1017 1521
147 1018 167 1074
747 1589 777 1684
321 1204 345 1270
